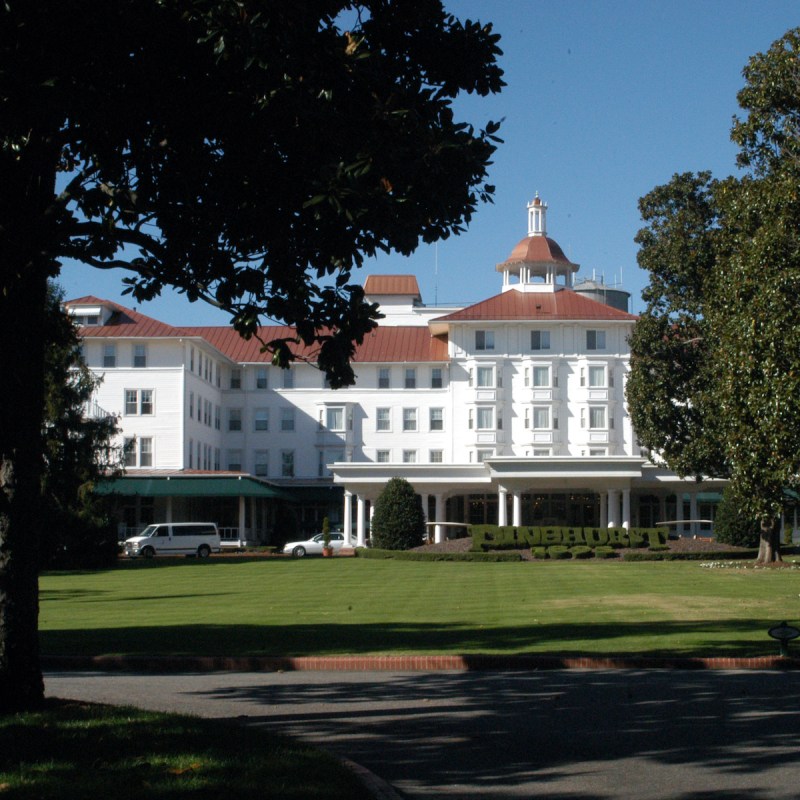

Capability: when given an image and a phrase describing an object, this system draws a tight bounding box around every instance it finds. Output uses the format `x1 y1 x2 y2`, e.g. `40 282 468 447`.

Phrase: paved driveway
46 669 800 799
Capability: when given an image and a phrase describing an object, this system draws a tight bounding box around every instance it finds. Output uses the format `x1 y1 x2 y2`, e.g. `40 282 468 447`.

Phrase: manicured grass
39 558 800 659
0 699 370 799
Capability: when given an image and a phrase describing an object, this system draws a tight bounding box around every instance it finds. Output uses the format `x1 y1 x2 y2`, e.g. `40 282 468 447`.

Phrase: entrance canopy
96 475 294 500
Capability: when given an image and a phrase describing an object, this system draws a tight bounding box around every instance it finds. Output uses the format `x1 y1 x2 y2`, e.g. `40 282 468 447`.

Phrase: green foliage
321 516 331 549
370 478 426 550
547 546 571 559
40 285 123 569
594 546 617 559
627 27 800 562
470 525 667 552
713 486 760 548
569 546 593 559
355 548 522 562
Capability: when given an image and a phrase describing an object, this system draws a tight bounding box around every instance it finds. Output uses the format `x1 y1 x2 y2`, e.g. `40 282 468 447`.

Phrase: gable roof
363 274 422 300
432 288 638 323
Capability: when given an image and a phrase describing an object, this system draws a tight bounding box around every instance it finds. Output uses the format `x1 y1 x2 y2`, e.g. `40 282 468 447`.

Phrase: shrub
569 545 593 559
531 547 548 559
547 545 571 559
713 486 760 548
370 477 426 550
355 548 522 562
594 546 617 559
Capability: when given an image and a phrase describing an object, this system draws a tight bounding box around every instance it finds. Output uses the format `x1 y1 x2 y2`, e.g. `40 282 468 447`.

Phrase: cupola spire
527 193 547 237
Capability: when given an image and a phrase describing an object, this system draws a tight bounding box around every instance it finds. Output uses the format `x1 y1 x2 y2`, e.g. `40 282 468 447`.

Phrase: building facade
68 197 724 545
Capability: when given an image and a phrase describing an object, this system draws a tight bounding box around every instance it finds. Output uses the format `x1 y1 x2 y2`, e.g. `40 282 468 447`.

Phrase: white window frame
103 344 116 368
255 367 268 390
532 406 550 430
588 365 606 387
476 330 495 351
376 449 390 463
429 450 443 463
281 449 295 477
281 407 295 432
476 366 494 388
376 407 391 432
431 367 443 389
429 407 444 431
405 368 417 389
532 366 550 387
476 406 495 430
531 330 551 351
402 407 418 432
402 450 418 463
587 330 606 351
326 407 345 432
228 408 242 431
378 368 391 389
254 409 269 432
133 344 147 368
589 406 607 429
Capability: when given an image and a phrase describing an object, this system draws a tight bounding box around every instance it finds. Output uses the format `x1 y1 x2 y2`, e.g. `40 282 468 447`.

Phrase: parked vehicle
124 522 221 559
283 532 345 558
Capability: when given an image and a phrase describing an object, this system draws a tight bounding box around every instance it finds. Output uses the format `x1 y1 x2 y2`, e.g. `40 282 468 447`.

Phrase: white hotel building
67 197 724 545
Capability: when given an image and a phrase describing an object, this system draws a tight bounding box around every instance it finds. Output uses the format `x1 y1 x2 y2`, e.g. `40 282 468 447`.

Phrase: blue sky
59 0 800 322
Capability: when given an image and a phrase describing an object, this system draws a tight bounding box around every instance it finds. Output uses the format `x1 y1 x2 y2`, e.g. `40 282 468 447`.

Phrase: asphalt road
46 669 800 799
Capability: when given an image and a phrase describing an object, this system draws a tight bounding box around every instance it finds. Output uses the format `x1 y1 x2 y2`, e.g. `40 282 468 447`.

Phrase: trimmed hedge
355 548 523 562
622 549 758 562
471 525 667 553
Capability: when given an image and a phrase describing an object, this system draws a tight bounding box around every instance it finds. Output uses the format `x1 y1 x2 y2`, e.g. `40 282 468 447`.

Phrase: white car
283 532 346 557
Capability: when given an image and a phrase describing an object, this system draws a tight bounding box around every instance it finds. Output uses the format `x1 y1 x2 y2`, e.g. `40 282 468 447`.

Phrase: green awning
95 476 293 500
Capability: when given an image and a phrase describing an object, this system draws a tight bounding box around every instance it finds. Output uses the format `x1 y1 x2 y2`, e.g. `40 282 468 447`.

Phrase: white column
512 491 522 527
607 489 619 528
599 492 608 528
238 495 246 545
675 493 684 537
434 495 445 544
343 491 353 546
689 491 699 537
420 493 430 539
622 489 631 530
497 486 508 526
356 494 366 547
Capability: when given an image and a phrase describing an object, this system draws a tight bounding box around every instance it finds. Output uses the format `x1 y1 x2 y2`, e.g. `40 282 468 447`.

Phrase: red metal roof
433 288 638 322
498 235 576 268
363 274 421 299
66 298 447 363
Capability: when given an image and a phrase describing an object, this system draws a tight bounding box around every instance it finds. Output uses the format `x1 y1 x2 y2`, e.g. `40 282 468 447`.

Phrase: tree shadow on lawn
196 668 800 799
39 617 787 659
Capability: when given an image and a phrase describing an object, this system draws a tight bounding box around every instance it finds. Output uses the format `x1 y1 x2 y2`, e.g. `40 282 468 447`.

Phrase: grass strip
0 699 370 800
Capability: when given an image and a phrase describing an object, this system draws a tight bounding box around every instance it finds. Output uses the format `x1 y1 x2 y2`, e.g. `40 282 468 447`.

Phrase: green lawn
0 699 370 800
39 557 800 659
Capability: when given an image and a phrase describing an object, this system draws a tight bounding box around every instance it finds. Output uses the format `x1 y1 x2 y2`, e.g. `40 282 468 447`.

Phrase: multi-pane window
125 389 153 415
405 368 416 389
429 408 444 431
476 366 494 388
589 406 606 428
133 344 147 368
254 450 268 476
531 330 551 351
402 408 418 432
476 449 493 462
532 366 550 387
376 407 391 431
378 368 391 389
103 344 116 368
230 369 242 390
214 405 221 430
476 407 494 430
283 369 294 389
254 409 269 431
431 368 443 389
214 448 220 471
476 330 495 351
123 437 136 467
533 406 550 429
532 448 550 457
228 408 242 431
429 450 443 463
281 407 295 431
281 450 295 477
227 449 242 471
376 450 390 463
588 366 605 387
255 367 268 389
326 407 344 431
587 330 606 350
138 437 153 467
402 450 417 463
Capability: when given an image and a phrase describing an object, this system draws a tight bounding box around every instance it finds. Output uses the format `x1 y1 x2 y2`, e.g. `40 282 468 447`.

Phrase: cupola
496 194 579 293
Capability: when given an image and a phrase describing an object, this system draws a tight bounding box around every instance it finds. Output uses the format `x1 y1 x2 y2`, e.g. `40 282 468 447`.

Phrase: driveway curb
42 653 800 671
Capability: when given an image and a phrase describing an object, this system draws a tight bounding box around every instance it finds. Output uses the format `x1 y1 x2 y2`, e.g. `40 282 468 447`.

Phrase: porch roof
96 475 293 500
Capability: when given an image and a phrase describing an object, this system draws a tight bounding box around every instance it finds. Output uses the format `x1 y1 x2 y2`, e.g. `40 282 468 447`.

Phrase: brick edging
41 653 800 672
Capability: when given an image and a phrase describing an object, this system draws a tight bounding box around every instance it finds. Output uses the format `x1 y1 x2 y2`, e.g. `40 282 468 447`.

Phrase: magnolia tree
628 28 800 563
0 0 503 711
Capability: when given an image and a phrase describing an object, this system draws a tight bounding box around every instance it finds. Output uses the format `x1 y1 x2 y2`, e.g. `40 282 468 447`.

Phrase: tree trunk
0 137 56 713
756 516 782 564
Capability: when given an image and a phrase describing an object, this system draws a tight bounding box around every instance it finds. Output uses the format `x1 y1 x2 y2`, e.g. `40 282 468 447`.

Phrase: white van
124 522 221 559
